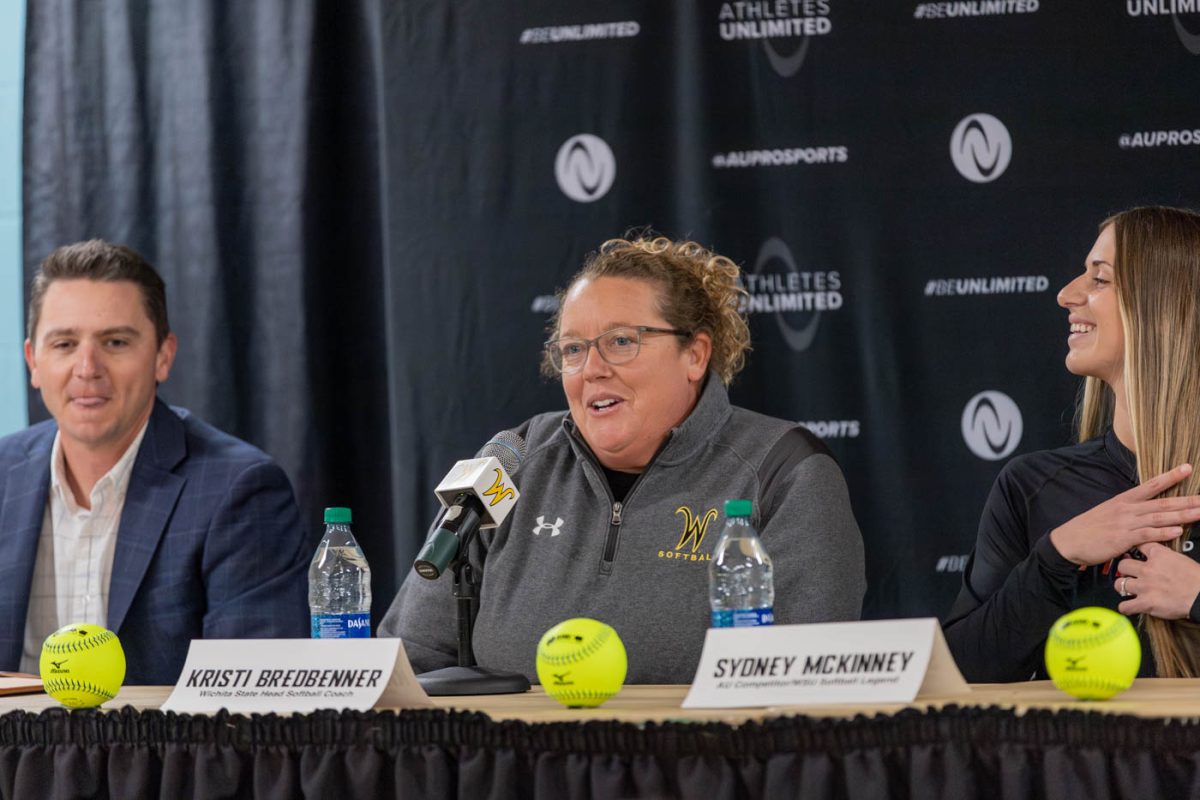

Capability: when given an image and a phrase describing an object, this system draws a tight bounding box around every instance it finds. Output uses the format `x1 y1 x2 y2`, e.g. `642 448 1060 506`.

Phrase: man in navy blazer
0 241 311 685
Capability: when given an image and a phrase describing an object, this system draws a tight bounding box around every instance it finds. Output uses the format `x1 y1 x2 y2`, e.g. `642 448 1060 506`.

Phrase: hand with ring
1116 542 1200 619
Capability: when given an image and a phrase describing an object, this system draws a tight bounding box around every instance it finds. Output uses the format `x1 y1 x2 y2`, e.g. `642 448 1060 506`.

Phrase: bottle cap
724 499 752 517
324 507 352 524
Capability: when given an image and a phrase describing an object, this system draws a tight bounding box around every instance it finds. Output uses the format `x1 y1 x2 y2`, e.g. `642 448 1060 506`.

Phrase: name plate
682 618 969 708
161 639 435 714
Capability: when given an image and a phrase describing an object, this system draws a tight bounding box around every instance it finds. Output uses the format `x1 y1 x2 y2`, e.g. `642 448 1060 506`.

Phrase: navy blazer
0 399 313 684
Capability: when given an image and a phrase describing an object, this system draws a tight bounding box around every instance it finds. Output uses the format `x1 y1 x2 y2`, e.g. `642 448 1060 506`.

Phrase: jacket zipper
603 501 623 564
567 426 671 573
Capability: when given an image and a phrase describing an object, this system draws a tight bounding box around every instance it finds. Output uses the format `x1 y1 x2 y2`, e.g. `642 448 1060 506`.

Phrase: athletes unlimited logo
555 134 615 203
1126 1 1200 54
716 0 832 78
961 390 1022 460
950 113 1012 183
745 237 843 353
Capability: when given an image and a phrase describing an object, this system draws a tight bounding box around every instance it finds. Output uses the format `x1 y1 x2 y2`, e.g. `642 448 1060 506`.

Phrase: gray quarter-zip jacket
380 375 866 684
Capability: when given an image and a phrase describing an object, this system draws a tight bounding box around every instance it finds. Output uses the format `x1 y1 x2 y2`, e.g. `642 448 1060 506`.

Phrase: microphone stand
415 526 531 696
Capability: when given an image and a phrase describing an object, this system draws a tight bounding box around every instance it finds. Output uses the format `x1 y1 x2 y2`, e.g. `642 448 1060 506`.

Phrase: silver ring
1119 576 1130 597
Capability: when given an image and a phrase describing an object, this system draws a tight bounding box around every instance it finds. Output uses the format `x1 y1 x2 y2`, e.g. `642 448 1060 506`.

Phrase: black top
601 466 639 503
943 429 1200 682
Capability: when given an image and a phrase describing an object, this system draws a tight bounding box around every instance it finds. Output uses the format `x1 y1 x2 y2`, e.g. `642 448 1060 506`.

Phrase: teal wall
0 0 25 434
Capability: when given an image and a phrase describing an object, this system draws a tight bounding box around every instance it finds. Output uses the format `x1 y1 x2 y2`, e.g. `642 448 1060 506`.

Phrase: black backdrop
22 1 1200 625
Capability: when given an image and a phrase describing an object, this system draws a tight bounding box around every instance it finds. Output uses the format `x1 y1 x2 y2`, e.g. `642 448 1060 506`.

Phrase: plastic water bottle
309 507 372 638
709 499 774 627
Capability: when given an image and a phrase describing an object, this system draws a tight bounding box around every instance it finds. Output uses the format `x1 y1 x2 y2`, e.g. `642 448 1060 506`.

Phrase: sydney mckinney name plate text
683 618 970 708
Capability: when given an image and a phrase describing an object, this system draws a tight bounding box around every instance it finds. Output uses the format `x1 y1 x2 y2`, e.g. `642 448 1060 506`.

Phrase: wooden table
4 678 1200 720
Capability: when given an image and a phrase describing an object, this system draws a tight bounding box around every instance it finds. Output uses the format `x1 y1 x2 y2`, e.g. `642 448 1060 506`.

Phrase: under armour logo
532 516 565 537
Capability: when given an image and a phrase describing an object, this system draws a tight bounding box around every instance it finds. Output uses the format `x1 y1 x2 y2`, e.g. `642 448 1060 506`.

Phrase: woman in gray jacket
382 235 866 684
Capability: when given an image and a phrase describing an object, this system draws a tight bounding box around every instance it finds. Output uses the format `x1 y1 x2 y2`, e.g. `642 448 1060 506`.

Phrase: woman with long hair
945 206 1200 681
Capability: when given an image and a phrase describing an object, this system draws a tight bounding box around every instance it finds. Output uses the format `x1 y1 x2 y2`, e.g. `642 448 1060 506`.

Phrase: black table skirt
2 705 1199 799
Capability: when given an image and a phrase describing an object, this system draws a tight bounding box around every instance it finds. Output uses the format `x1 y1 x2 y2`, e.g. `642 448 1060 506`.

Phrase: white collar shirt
18 421 150 673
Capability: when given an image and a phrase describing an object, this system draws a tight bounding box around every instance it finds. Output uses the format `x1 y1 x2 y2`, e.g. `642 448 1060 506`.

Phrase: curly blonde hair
541 236 751 385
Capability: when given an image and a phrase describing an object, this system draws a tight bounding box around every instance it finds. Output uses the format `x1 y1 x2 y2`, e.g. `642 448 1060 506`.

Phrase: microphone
413 431 526 580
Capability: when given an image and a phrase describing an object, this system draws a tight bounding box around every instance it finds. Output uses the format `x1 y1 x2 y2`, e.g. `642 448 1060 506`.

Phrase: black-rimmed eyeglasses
544 325 691 374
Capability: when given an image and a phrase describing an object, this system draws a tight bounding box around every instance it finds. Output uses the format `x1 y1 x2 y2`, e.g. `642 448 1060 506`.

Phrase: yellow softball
1044 606 1141 701
40 623 126 708
536 618 627 708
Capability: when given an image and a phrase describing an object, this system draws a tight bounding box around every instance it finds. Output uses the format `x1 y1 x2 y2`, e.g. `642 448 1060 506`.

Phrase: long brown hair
1078 206 1200 676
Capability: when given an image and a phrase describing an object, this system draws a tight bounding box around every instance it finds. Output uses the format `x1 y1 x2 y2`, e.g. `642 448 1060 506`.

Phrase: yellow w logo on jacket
675 506 719 553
